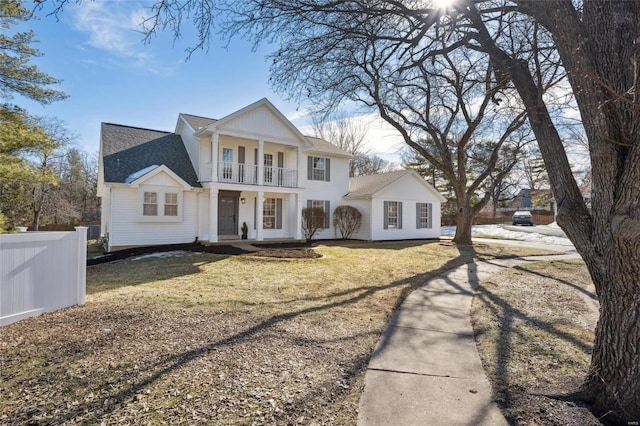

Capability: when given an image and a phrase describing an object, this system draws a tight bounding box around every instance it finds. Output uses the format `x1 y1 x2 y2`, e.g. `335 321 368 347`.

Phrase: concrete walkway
357 253 581 426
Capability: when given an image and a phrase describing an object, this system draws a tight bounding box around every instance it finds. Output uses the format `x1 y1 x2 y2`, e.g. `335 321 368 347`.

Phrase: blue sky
15 0 405 160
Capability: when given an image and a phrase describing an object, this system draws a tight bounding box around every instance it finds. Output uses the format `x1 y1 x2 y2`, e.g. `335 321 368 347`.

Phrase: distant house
510 188 553 210
98 98 445 251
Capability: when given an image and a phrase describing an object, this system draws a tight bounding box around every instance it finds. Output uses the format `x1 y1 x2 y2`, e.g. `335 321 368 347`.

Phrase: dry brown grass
1 241 553 425
472 259 600 425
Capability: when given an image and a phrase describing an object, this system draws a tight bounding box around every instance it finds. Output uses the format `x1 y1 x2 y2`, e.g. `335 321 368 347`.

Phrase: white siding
100 187 111 238
221 104 301 144
142 172 182 187
109 187 199 249
303 156 350 240
370 174 442 241
177 119 200 176
341 200 371 240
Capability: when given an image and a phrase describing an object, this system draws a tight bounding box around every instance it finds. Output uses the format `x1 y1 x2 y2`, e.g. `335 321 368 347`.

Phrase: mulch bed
88 243 320 265
87 243 248 266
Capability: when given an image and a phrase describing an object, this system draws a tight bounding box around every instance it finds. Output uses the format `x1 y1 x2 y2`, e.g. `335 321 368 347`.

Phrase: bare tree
312 111 390 176
44 0 640 419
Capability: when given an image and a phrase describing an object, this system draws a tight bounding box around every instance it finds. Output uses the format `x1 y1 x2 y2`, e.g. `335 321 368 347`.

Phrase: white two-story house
98 98 444 251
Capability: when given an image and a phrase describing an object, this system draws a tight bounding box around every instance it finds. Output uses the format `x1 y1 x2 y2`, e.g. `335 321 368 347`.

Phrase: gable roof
344 169 445 201
101 123 201 188
197 98 310 143
305 136 353 158
180 113 217 131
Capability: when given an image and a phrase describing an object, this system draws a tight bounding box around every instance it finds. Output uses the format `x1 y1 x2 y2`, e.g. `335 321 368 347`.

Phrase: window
308 200 330 228
143 192 158 216
222 148 233 180
165 192 178 216
139 187 182 222
416 202 432 229
264 153 273 183
263 198 283 229
307 156 331 181
383 201 403 229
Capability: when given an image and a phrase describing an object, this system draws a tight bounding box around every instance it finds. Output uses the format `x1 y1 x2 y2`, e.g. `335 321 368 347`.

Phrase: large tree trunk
452 202 473 245
471 2 640 420
582 245 640 422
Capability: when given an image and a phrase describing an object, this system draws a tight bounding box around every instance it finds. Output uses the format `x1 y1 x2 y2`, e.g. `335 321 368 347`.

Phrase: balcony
203 162 298 188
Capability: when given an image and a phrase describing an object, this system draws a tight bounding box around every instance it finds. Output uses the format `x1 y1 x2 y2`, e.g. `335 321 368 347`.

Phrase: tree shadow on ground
472 259 602 425
86 252 226 294
3 243 498 424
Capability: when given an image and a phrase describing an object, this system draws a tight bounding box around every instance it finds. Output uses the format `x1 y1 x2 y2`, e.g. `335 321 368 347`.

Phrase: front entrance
218 196 237 235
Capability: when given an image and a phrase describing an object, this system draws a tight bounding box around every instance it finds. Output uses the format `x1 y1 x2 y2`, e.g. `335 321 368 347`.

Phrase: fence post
75 227 87 305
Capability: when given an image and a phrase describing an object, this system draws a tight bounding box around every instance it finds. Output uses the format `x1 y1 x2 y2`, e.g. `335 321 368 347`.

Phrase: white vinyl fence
0 227 87 326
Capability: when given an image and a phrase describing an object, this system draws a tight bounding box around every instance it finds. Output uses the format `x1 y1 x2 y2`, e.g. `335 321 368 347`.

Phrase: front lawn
472 259 600 425
1 241 550 425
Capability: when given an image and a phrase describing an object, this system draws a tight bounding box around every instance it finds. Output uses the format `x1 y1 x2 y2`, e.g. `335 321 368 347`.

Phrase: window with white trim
383 201 403 229
263 198 283 229
222 148 233 180
139 187 183 222
416 202 432 229
143 192 158 216
164 192 178 216
307 156 331 181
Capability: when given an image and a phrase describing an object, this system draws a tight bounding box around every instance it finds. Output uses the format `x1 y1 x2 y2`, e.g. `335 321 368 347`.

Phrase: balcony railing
204 162 298 187
219 162 258 184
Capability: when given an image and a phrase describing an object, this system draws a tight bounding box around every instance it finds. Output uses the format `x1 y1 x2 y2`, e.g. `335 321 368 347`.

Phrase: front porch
202 187 304 243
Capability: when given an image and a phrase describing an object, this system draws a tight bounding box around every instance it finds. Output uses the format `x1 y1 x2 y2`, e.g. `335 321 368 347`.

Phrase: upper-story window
307 156 331 182
264 153 274 183
222 148 233 180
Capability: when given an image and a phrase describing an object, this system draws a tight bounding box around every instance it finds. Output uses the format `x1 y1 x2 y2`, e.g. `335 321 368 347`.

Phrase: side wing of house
103 166 200 250
343 170 445 241
99 123 202 251
369 172 444 240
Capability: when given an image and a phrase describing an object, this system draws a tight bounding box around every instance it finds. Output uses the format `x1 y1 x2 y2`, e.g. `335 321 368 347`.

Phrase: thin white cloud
68 0 179 75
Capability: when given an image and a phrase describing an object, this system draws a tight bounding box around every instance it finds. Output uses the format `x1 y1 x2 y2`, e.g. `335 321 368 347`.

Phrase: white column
211 133 219 182
256 191 264 241
296 146 303 188
295 193 303 240
258 140 264 186
209 188 218 243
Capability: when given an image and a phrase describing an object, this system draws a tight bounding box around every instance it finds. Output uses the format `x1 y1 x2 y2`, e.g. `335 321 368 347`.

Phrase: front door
218 196 237 235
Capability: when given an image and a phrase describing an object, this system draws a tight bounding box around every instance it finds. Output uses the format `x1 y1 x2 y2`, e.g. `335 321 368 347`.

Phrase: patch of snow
132 251 201 261
125 165 159 183
441 224 572 246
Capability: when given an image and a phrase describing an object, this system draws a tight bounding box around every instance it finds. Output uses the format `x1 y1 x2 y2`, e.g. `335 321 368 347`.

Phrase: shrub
302 207 326 242
333 205 362 239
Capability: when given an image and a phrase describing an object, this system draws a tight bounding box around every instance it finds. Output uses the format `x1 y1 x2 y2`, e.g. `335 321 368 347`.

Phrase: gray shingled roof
344 169 413 199
102 123 201 188
181 113 217 131
305 136 353 157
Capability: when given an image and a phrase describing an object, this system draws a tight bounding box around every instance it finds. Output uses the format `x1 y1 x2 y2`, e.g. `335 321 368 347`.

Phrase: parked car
512 210 534 226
